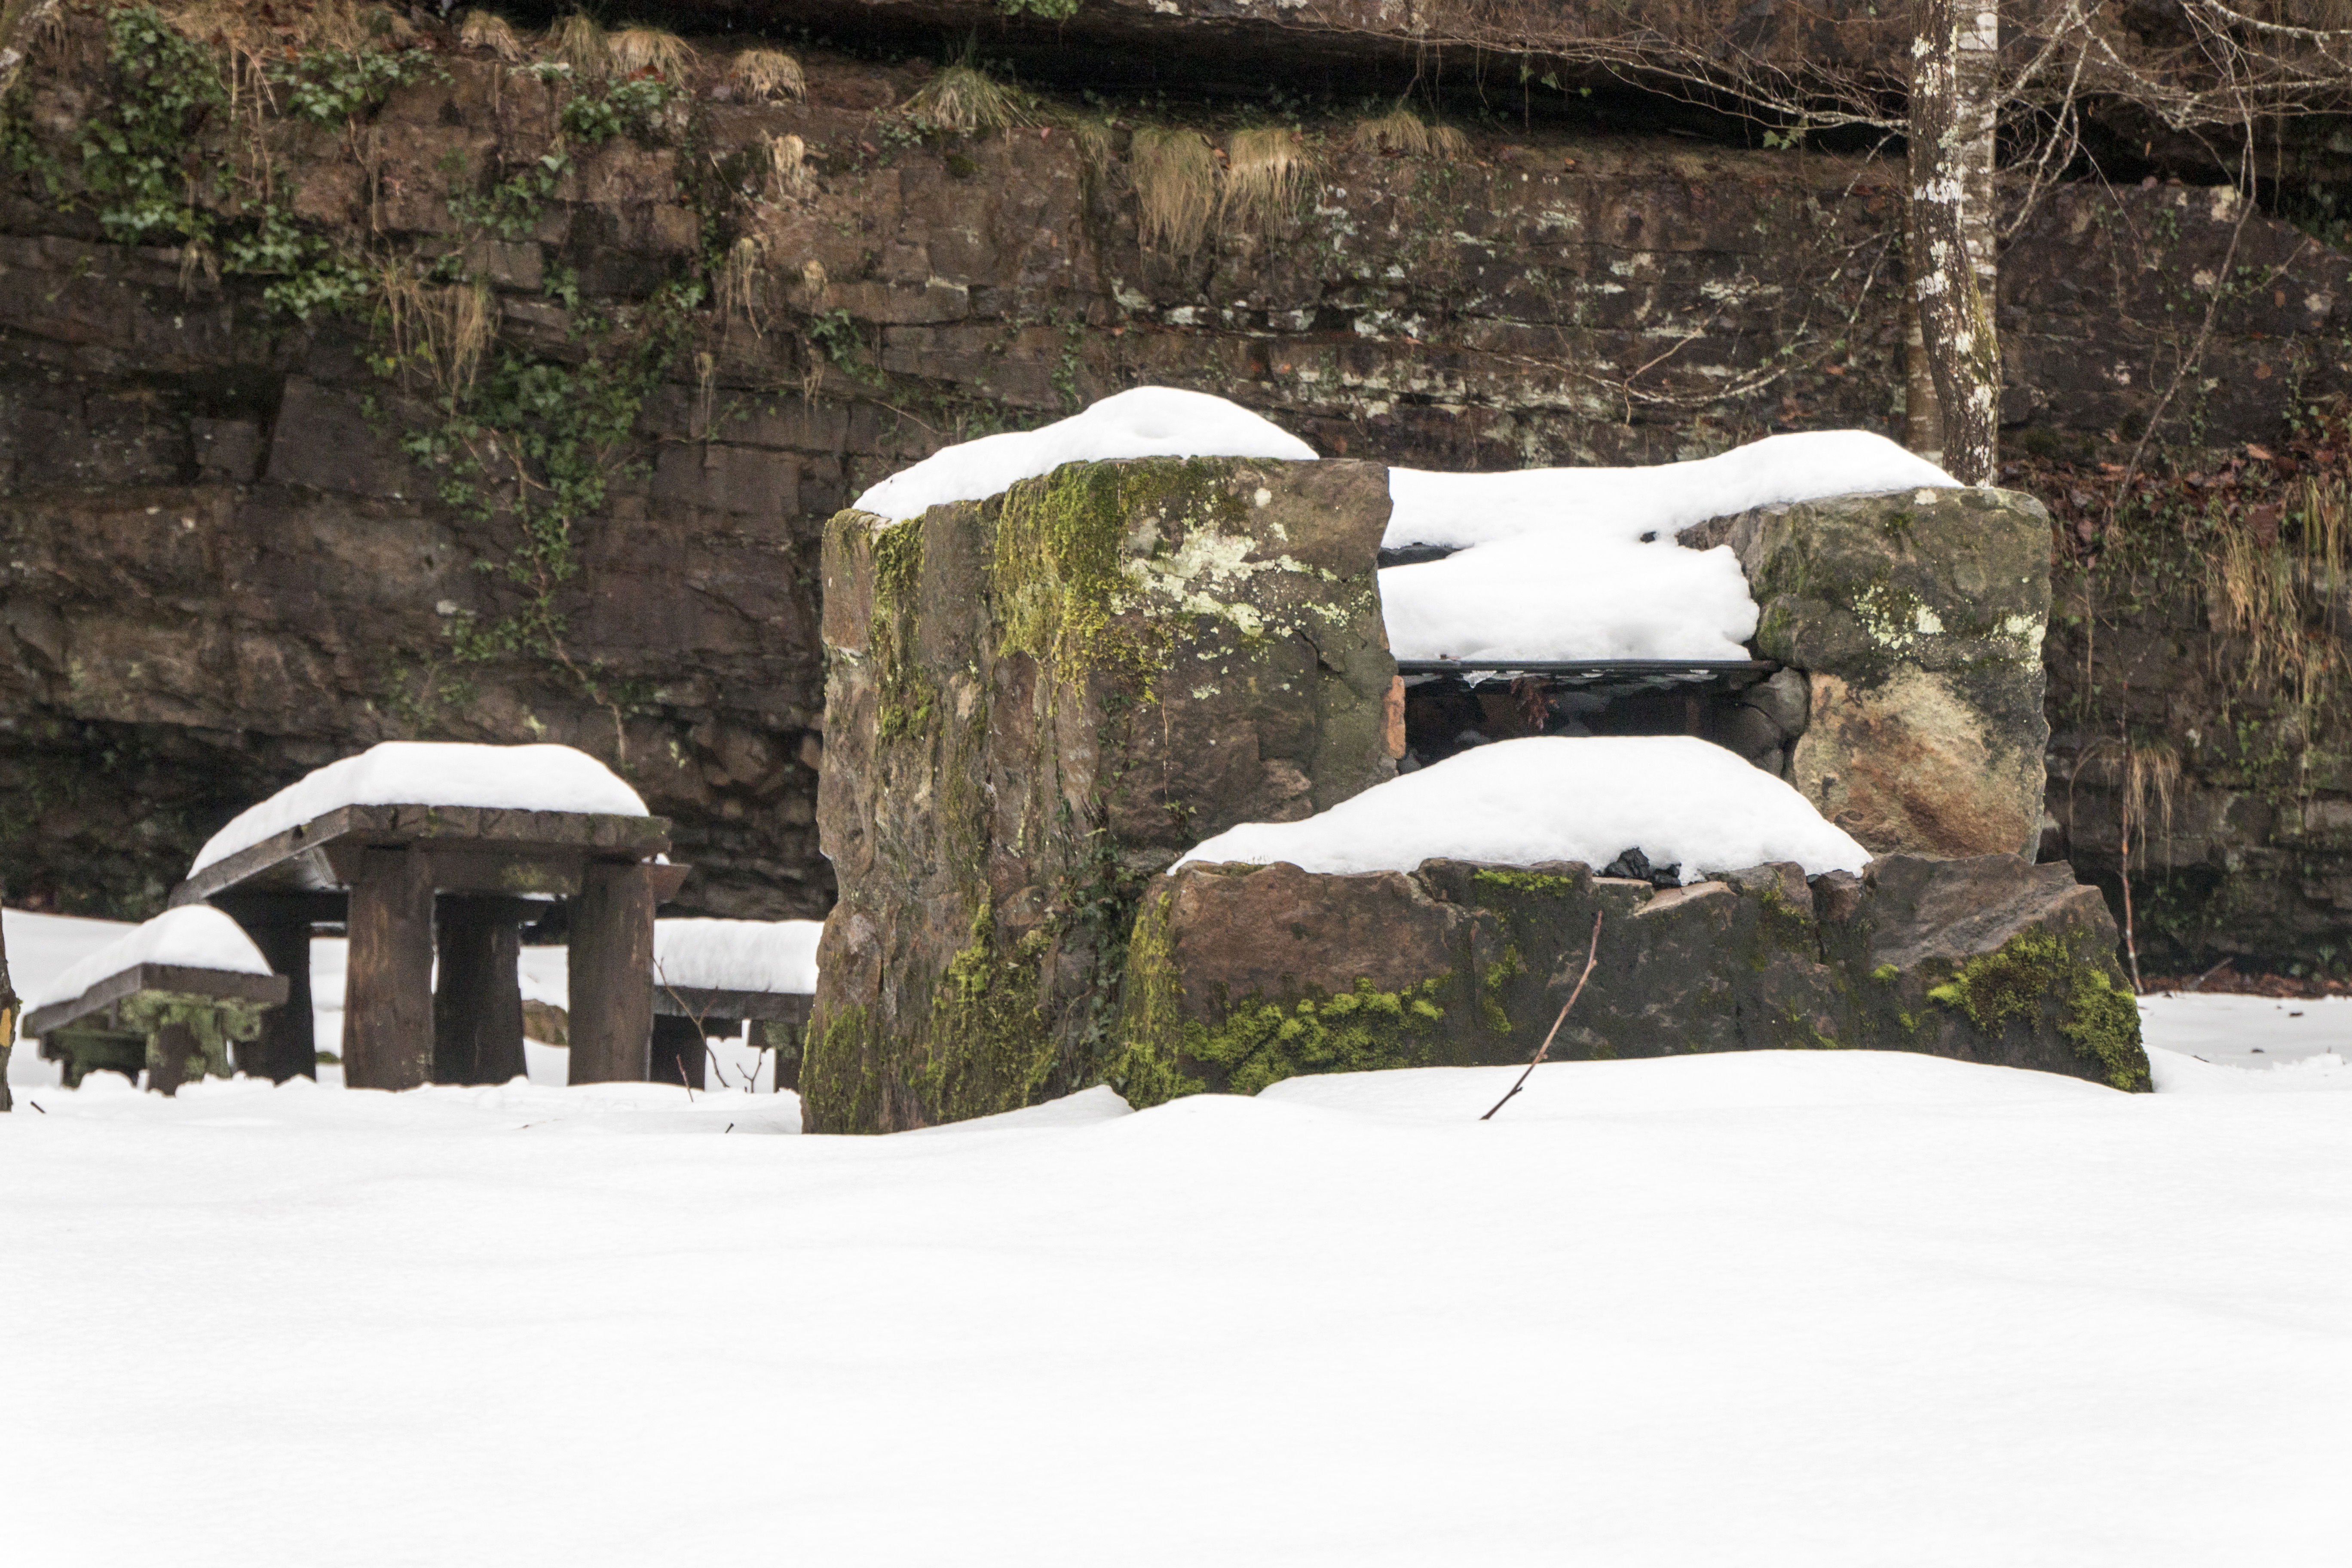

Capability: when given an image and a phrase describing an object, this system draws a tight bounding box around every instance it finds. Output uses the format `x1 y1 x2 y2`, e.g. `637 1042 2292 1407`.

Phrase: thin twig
1481 910 1604 1122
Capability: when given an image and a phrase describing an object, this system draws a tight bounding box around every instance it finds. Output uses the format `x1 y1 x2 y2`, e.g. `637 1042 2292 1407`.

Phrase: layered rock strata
1114 851 2151 1101
807 456 1396 1130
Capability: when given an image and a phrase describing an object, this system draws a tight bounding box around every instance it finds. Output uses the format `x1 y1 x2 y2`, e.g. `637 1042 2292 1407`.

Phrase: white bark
1908 0 2003 483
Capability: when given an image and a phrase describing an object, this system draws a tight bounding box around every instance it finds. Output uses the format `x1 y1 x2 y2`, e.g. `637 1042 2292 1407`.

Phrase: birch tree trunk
1908 0 2002 483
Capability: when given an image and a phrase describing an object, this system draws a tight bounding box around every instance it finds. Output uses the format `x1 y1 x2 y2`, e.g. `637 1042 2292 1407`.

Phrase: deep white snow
1175 735 1873 881
850 386 1316 520
652 917 822 995
1377 430 1958 664
19 905 271 1014
191 741 649 874
2 1040 2345 1566
1382 430 1961 551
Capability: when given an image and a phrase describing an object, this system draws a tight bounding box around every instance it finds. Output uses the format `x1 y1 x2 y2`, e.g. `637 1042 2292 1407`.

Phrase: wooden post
346 847 435 1090
238 919 316 1083
569 861 654 1084
650 1014 707 1089
433 897 528 1085
147 1020 200 1097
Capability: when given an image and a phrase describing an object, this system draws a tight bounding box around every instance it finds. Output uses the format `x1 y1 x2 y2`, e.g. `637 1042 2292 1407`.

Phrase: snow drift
1173 735 1872 882
192 742 649 874
849 386 1315 520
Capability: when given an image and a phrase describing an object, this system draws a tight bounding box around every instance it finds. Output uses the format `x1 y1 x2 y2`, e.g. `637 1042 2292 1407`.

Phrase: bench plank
24 963 291 1038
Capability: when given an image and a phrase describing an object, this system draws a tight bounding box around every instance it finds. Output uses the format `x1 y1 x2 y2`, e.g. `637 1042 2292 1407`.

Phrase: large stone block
806 456 1397 1131
1113 851 2149 1102
1688 485 2053 859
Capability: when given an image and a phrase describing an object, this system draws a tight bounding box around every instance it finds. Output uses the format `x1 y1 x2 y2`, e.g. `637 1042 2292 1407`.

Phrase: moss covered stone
805 456 1398 1132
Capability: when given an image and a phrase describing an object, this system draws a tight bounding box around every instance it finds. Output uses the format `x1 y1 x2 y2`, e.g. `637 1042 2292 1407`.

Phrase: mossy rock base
805 456 1397 1132
1111 851 2152 1103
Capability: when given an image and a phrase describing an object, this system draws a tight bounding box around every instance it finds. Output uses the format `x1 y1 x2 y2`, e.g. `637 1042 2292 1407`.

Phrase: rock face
1116 852 2150 1101
808 457 1396 1131
1687 486 2053 859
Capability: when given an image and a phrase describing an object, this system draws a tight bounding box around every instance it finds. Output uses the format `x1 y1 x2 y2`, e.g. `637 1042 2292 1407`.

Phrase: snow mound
850 386 1315 520
1383 429 1960 551
1381 533 1760 662
22 905 272 1014
652 919 822 995
192 742 649 874
1378 430 1958 664
1173 735 1871 882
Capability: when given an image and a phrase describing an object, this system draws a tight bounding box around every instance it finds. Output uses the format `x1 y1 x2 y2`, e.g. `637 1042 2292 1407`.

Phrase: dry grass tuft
607 24 693 80
1221 126 1314 225
730 47 805 102
1131 126 1216 254
1350 107 1471 160
458 9 524 61
377 269 495 398
761 132 814 201
2208 475 2350 709
905 62 1023 135
550 12 606 74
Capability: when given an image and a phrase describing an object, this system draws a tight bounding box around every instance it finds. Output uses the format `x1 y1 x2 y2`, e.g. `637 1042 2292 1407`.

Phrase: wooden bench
173 803 685 1090
27 961 289 1096
650 985 815 1091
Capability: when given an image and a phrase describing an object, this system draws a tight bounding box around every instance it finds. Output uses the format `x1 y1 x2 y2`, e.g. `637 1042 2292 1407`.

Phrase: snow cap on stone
191 742 649 874
1173 735 1872 883
23 905 272 1013
850 386 1316 521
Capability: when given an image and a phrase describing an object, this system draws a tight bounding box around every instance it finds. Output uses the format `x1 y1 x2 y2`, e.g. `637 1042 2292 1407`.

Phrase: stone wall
0 7 2346 968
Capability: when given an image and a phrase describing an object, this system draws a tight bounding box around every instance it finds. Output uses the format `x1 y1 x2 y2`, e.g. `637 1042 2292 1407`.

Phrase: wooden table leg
649 1014 706 1088
346 847 435 1091
237 920 316 1083
569 861 654 1084
434 897 527 1085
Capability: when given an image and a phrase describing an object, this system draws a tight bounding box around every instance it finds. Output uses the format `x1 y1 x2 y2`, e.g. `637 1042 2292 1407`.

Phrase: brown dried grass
730 47 805 102
549 12 606 74
378 269 495 398
1221 126 1314 224
458 9 524 61
1131 126 1216 254
905 62 1023 135
1350 107 1470 159
607 24 693 80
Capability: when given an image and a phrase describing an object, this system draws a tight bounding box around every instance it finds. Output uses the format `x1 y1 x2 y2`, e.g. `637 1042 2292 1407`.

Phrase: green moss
1187 977 1450 1096
1479 941 1524 1034
1870 962 1900 983
1927 927 2153 1091
2061 968 2152 1092
909 903 1058 1120
800 1003 887 1131
1471 868 1580 898
988 456 1243 686
867 516 940 742
1106 891 1204 1108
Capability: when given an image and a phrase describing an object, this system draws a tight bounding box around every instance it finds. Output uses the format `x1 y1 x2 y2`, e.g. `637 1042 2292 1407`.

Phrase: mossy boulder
1684 486 2053 859
807 456 1397 1132
1112 850 2150 1102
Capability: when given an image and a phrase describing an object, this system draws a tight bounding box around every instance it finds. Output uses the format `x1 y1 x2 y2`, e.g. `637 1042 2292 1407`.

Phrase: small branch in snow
1481 911 1604 1122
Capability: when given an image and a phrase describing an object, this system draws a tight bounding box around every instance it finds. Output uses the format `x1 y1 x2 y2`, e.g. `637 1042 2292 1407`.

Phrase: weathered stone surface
1691 485 2053 859
806 456 1397 1131
1115 850 2149 1099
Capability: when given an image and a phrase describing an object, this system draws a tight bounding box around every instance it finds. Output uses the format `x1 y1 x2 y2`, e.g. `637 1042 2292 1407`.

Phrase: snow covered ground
6 895 2349 1565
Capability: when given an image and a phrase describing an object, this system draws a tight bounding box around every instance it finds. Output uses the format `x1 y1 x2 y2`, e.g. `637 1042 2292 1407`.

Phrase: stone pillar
807 456 1398 1132
237 919 316 1083
1690 485 2053 859
146 1020 202 1097
568 861 654 1084
346 848 436 1090
432 897 529 1085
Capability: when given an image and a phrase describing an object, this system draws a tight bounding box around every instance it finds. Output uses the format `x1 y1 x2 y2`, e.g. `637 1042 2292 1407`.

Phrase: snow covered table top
172 743 674 907
651 919 822 1021
21 906 288 1038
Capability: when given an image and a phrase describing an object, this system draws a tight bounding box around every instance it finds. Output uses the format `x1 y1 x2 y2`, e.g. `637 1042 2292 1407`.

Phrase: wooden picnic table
170 803 686 1090
26 961 290 1095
